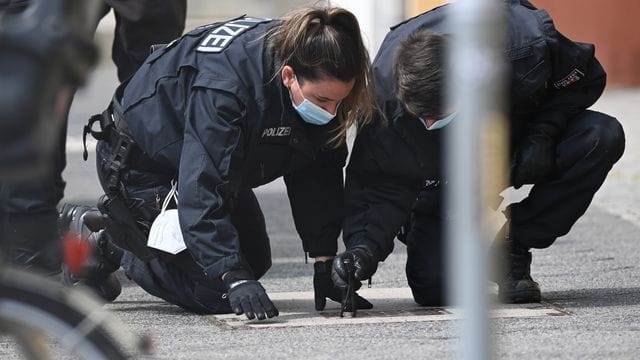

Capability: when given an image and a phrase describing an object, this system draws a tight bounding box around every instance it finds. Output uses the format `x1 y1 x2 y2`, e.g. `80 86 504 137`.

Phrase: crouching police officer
80 6 375 319
332 0 625 306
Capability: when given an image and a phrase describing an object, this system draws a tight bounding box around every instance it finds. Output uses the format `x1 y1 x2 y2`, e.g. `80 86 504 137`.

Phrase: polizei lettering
197 17 269 53
261 127 291 138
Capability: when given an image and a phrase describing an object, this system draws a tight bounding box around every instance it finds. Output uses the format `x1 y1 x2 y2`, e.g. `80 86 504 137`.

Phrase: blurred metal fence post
446 1 507 360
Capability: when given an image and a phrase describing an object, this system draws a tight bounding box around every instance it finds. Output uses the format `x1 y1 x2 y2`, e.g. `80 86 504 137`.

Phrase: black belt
83 95 163 191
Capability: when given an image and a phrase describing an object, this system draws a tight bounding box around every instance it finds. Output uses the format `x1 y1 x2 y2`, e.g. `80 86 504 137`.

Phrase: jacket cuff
202 253 249 281
345 238 384 262
308 250 337 258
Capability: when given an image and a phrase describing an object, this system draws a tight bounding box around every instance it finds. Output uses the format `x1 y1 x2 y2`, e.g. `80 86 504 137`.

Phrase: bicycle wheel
0 267 145 359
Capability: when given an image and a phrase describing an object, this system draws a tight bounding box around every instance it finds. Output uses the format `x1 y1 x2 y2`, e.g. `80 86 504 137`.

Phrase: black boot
1 210 63 278
494 238 541 304
59 204 123 302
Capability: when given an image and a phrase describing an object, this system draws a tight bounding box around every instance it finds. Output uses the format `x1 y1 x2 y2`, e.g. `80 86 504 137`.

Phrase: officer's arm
283 142 348 258
342 123 421 261
510 19 607 187
534 17 607 131
177 87 250 281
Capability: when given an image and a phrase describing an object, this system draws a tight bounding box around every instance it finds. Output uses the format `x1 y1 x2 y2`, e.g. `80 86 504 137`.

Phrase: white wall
333 0 405 54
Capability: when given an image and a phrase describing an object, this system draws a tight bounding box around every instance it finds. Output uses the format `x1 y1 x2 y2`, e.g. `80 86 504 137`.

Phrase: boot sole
499 288 541 304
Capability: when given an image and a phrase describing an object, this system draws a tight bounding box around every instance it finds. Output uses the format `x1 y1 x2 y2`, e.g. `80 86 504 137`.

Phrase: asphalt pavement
4 30 640 360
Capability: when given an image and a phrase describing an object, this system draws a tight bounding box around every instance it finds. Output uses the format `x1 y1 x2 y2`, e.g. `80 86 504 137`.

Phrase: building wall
96 0 640 87
407 0 640 87
405 0 446 16
532 0 640 87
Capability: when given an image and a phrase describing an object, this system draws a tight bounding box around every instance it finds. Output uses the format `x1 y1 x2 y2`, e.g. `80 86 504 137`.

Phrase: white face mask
421 112 457 131
147 181 186 255
290 76 339 126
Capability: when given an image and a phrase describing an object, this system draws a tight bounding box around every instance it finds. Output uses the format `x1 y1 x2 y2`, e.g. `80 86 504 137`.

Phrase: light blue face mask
421 112 457 131
290 77 338 126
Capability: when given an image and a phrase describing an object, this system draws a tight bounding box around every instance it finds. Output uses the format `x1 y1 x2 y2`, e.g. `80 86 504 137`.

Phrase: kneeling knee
589 116 625 162
409 283 446 307
407 270 446 306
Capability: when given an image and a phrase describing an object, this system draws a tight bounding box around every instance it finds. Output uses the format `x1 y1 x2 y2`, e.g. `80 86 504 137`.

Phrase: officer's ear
281 65 296 89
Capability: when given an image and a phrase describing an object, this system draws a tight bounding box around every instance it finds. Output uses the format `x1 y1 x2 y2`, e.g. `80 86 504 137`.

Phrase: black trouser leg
1 210 62 276
405 187 446 306
0 108 68 276
104 0 187 82
509 110 625 249
231 189 272 279
98 138 271 313
118 187 272 314
121 251 231 314
117 188 272 314
125 188 272 314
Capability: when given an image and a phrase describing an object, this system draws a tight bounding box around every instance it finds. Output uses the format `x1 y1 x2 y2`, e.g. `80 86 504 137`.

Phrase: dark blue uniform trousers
405 110 625 306
96 142 272 314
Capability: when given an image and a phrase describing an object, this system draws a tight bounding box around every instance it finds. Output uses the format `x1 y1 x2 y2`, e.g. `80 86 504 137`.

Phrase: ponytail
267 6 376 146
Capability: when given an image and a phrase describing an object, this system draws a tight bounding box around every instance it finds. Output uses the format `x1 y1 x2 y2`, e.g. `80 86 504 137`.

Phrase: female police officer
86 6 375 320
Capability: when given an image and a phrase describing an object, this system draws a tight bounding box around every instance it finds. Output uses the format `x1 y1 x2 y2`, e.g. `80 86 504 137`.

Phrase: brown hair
267 6 375 146
394 29 447 119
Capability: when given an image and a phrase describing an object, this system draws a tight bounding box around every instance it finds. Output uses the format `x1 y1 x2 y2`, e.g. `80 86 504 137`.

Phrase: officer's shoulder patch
553 68 585 89
196 17 271 53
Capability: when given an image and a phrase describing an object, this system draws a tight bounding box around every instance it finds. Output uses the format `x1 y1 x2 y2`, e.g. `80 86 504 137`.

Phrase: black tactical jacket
119 16 347 280
343 0 606 260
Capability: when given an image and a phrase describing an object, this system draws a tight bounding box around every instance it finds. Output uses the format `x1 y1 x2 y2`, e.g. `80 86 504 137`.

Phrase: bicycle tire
0 267 143 359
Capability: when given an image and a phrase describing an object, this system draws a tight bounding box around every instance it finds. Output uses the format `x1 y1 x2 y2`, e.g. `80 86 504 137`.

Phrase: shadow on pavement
543 287 640 308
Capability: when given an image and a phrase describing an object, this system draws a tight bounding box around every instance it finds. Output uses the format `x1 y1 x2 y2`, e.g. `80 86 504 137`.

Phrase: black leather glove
511 123 558 189
313 259 373 311
223 270 278 320
331 245 378 290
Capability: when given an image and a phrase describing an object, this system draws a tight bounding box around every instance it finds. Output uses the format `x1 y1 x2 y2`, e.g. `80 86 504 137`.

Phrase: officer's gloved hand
331 245 379 290
511 123 558 189
313 258 373 311
223 269 278 320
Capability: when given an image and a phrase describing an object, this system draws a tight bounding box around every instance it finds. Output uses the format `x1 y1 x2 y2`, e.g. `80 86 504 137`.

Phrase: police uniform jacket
118 17 347 281
343 0 607 261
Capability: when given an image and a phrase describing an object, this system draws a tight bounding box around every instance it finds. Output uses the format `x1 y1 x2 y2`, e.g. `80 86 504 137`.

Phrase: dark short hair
394 29 447 119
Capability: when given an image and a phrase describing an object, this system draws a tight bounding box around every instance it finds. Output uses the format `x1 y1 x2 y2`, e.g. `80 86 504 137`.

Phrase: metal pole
446 1 507 360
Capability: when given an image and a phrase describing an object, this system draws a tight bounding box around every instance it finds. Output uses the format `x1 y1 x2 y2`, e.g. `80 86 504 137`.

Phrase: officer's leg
509 110 625 248
58 140 165 302
0 111 68 277
95 139 233 311
231 189 272 279
405 187 446 306
105 0 186 82
498 111 624 303
119 221 233 314
121 251 231 314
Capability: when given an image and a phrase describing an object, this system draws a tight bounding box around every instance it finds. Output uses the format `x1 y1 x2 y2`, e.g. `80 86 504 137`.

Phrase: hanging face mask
290 76 338 126
147 181 186 255
421 111 457 131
